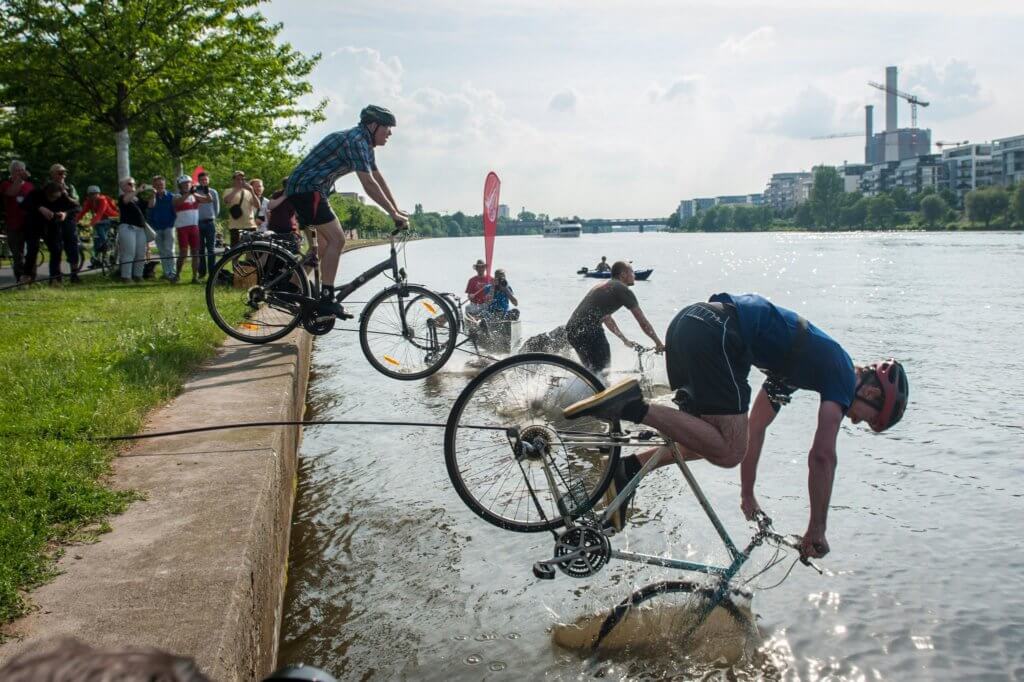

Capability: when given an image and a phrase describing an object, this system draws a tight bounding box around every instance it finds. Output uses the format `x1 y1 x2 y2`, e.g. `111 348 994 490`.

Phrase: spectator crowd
1 160 297 286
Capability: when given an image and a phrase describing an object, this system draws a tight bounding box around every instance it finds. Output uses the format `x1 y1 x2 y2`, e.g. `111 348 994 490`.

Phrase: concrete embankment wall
0 329 312 680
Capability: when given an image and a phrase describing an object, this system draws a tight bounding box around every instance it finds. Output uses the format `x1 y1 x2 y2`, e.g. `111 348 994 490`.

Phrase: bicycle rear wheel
445 353 620 533
358 285 458 380
206 242 310 344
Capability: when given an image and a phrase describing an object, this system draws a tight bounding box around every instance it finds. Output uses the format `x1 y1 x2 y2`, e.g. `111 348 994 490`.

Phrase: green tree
794 202 814 229
666 211 681 230
446 220 462 237
700 207 720 231
867 196 896 229
889 187 913 211
809 166 844 229
733 207 753 231
0 0 317 181
965 187 1010 228
840 197 869 228
1011 184 1024 227
518 209 536 221
919 194 947 229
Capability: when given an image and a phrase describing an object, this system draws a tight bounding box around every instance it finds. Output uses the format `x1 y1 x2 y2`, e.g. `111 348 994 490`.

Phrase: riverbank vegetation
0 276 227 624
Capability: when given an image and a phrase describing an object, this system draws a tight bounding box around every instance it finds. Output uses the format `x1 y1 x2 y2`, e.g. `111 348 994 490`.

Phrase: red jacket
76 194 120 225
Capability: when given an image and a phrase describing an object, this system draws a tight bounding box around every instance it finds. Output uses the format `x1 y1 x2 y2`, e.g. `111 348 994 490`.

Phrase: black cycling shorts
567 324 611 374
287 191 337 227
665 302 752 416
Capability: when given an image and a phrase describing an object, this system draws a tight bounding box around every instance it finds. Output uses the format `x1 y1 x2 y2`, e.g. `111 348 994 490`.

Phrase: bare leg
314 218 346 286
638 404 747 469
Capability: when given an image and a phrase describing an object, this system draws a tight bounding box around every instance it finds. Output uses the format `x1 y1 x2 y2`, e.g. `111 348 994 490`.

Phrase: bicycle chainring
302 314 336 335
554 524 611 578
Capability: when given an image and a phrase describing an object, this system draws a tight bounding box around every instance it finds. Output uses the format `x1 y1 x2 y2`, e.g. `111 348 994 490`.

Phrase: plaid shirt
286 125 376 197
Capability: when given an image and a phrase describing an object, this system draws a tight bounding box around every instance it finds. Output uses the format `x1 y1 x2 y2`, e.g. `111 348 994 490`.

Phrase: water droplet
489 661 507 671
475 633 497 641
506 632 520 640
464 654 482 665
452 634 468 641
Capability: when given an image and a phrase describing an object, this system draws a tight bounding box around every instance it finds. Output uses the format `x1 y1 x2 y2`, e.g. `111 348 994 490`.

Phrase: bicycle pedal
533 562 556 580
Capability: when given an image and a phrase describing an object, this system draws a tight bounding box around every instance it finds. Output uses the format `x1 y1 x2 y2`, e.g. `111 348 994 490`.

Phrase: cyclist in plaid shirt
284 104 409 317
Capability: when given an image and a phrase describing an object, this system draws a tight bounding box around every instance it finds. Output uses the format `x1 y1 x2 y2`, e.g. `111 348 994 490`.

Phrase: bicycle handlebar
753 511 824 574
632 344 663 355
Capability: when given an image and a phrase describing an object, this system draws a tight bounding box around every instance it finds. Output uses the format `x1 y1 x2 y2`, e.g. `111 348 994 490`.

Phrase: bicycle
443 353 822 651
205 226 460 380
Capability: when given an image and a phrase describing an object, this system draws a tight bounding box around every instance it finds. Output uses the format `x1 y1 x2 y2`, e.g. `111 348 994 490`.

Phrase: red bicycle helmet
869 358 908 432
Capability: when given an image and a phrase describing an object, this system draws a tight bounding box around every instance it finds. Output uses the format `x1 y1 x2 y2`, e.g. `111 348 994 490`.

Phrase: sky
264 0 1024 217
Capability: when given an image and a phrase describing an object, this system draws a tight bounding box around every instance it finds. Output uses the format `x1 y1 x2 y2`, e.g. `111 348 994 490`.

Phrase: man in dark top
24 182 79 284
565 292 909 557
565 261 664 373
594 256 611 273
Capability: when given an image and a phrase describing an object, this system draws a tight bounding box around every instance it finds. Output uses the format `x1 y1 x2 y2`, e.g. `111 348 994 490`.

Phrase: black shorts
665 303 752 415
287 191 336 227
567 324 611 373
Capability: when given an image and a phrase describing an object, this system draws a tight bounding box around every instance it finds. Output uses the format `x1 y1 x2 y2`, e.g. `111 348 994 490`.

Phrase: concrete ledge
0 329 312 680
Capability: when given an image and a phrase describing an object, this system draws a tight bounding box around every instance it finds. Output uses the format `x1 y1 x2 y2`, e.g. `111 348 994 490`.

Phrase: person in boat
594 256 611 273
564 292 909 558
565 261 664 374
482 268 519 321
464 259 493 317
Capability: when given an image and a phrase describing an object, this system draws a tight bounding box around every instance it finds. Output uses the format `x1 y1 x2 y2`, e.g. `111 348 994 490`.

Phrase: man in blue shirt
285 105 409 317
565 292 909 559
482 268 519 320
147 175 178 282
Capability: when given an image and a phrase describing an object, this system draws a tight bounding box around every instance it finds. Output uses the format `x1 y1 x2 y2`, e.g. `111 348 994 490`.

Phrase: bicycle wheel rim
444 353 620 533
359 285 457 380
206 243 308 344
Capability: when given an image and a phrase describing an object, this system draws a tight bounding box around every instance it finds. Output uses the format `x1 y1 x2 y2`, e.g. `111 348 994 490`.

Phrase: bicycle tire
593 577 753 651
444 353 620 533
205 241 310 344
358 284 458 380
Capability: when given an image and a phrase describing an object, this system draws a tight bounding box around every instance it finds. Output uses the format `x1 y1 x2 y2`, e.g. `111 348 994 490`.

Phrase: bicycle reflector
421 301 438 314
241 323 259 331
383 355 401 366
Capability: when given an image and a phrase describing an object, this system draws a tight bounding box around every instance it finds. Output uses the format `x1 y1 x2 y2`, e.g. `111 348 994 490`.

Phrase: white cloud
648 75 703 103
548 89 577 113
757 86 844 138
901 59 991 121
719 26 776 55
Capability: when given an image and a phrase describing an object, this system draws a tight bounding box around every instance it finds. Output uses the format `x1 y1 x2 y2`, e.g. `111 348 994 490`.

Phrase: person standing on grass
251 177 270 231
117 177 149 283
24 182 80 286
45 164 82 283
1 160 35 283
194 171 220 280
147 175 178 282
172 175 213 283
223 170 257 246
265 177 300 247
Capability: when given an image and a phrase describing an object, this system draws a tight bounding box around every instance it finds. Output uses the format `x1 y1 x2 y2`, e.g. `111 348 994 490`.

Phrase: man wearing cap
194 171 220 279
464 259 493 317
47 163 82 281
1 160 35 282
223 170 257 246
147 175 178 281
77 186 120 268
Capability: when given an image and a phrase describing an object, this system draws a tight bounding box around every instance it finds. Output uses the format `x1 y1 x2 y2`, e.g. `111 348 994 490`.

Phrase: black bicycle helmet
360 104 397 127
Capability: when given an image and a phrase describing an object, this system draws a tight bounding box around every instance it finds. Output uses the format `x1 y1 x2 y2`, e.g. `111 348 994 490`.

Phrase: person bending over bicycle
566 261 664 374
284 104 410 318
565 292 908 559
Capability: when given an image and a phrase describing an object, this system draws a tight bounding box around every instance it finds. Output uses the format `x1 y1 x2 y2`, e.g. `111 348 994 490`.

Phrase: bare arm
371 170 403 215
356 171 401 220
802 400 843 558
602 315 631 346
629 307 664 351
173 194 188 209
506 289 518 306
739 388 779 517
266 194 288 210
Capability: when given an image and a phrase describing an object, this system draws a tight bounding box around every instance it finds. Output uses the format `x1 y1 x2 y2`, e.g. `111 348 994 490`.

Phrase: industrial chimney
865 105 874 164
885 66 898 131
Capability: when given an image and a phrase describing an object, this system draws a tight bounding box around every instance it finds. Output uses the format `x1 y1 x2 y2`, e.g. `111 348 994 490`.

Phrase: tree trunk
115 127 130 182
173 157 184 179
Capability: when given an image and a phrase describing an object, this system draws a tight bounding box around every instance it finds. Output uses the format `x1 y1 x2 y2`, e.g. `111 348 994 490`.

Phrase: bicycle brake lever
800 556 825 575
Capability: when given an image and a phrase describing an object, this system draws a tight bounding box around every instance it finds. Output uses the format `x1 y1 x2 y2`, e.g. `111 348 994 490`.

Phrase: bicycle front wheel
206 242 310 344
359 285 458 380
445 353 620 533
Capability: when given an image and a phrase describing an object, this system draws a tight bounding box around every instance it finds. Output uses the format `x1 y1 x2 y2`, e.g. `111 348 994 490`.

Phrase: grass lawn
0 265 228 623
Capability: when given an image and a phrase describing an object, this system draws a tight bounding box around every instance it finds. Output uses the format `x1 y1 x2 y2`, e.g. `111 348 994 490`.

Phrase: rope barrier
97 418 508 442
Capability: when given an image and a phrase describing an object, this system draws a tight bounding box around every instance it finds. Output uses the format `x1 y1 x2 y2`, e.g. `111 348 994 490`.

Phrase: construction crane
810 132 861 140
868 80 929 128
935 140 968 150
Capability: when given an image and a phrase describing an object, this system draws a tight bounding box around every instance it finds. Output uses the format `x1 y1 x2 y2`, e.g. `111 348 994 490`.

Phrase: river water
280 231 1024 680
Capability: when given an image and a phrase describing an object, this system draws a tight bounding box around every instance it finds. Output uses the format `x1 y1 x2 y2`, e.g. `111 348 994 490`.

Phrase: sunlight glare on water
281 231 1024 680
